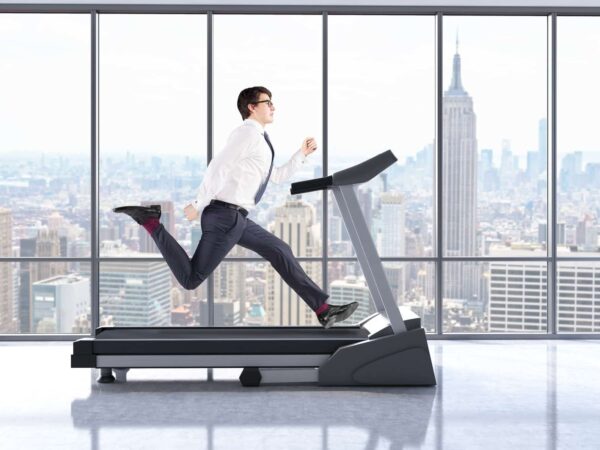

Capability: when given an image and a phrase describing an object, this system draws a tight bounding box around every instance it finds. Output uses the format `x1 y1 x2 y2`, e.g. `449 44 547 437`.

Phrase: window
0 14 90 334
329 15 435 258
1 8 600 337
213 15 322 258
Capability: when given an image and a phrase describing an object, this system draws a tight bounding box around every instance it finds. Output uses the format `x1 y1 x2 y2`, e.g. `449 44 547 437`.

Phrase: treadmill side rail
319 328 436 386
361 313 393 339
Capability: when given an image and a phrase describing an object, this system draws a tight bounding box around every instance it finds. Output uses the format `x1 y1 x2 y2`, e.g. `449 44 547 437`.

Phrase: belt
210 199 248 217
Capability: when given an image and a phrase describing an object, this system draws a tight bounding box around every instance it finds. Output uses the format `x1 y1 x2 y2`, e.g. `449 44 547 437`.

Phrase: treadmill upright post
333 184 407 334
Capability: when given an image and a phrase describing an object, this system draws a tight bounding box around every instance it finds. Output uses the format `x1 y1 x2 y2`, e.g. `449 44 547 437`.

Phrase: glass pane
328 260 435 332
328 187 432 259
0 14 91 258
212 261 323 327
0 262 91 334
99 14 207 256
558 18 600 255
444 261 547 333
213 15 322 257
557 262 600 332
328 16 435 258
97 260 208 327
442 17 547 259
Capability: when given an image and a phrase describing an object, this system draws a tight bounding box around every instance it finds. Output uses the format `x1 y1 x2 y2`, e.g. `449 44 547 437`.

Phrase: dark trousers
150 202 329 311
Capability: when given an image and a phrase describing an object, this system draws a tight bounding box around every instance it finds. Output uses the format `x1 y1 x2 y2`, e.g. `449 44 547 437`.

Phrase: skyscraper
80 259 171 327
488 252 600 333
0 208 15 333
18 237 36 333
488 261 547 332
32 229 68 282
443 37 479 301
380 192 405 257
31 274 89 333
265 198 321 326
212 245 247 323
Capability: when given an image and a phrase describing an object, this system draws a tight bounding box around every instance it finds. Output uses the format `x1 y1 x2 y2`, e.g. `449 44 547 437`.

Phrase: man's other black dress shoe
113 205 161 225
318 301 359 329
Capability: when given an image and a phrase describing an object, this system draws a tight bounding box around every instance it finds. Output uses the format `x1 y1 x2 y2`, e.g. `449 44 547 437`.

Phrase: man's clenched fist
184 204 199 221
301 137 318 156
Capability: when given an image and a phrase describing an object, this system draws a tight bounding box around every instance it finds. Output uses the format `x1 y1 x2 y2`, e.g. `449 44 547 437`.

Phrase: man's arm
191 179 213 215
270 137 317 184
185 127 255 220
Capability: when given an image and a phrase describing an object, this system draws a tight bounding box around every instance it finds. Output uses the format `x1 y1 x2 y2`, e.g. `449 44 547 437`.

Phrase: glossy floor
1 340 599 449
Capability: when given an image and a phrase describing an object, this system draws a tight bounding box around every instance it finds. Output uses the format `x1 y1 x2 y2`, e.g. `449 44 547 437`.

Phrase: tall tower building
576 216 598 251
31 274 89 333
488 250 600 333
0 208 15 333
380 192 405 257
20 228 69 333
265 198 322 326
443 36 479 301
33 229 67 281
212 245 247 323
488 260 547 332
80 259 171 327
18 237 36 333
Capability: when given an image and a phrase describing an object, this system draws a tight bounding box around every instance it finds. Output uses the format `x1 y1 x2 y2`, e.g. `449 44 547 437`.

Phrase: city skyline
3 13 600 334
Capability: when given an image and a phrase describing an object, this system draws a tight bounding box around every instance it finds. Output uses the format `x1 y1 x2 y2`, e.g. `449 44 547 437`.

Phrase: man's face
249 93 275 125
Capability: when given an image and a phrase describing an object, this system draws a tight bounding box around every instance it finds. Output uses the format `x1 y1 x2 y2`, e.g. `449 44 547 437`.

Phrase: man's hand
301 137 318 156
184 204 199 221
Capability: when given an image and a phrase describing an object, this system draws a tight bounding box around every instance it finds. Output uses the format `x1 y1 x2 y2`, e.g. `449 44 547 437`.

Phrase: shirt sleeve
191 127 255 215
191 178 213 215
270 148 308 184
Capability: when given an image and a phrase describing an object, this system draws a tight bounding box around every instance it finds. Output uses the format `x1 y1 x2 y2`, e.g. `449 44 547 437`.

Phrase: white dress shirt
191 118 308 215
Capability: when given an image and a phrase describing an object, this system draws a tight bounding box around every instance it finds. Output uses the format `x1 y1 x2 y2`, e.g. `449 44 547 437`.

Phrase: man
114 86 358 328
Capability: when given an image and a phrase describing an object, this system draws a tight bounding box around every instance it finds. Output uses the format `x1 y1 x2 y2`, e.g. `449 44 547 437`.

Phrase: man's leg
237 218 329 311
150 206 244 290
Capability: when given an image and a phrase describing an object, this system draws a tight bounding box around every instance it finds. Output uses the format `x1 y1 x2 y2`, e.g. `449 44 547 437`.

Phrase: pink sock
142 217 160 235
315 303 330 316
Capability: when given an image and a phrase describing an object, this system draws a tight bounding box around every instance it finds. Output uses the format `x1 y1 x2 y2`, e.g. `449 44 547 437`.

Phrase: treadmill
71 150 436 387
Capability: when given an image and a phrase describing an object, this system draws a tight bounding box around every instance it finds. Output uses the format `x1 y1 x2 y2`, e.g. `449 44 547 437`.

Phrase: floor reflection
3 341 599 449
71 371 437 450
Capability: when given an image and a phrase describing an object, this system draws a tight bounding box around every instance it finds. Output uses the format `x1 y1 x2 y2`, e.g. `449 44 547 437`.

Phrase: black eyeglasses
253 100 274 108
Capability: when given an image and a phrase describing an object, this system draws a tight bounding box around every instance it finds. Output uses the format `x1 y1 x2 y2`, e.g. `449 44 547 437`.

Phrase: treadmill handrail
290 150 396 195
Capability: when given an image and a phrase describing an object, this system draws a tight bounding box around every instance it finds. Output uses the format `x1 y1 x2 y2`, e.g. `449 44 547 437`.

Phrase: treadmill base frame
80 327 436 387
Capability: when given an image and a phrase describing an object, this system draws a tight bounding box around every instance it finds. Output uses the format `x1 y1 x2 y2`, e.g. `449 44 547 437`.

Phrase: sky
0 13 599 169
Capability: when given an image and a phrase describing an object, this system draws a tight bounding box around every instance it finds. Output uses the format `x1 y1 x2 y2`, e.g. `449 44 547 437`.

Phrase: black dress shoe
318 301 359 329
113 205 161 225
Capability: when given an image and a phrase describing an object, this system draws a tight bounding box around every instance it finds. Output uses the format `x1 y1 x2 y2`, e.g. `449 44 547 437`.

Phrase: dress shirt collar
243 118 266 135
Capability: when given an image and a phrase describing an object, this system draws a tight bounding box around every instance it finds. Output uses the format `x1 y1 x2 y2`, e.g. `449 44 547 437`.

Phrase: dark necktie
254 131 275 205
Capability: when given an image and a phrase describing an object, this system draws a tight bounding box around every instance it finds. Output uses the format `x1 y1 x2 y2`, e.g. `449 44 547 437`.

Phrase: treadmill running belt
89 327 370 355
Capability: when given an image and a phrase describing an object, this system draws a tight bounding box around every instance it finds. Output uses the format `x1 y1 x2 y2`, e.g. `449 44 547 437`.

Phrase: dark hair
237 86 272 120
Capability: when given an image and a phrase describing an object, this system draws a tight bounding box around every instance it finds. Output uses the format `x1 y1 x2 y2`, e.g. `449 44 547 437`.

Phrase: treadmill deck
82 326 370 355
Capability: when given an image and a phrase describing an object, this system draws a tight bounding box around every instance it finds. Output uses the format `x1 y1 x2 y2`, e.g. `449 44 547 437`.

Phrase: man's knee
183 272 208 291
272 241 294 261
